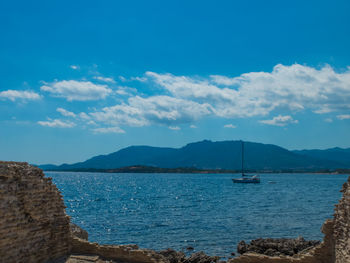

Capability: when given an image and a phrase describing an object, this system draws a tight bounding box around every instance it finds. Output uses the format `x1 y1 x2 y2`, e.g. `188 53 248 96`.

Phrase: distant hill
39 140 349 172
293 147 350 166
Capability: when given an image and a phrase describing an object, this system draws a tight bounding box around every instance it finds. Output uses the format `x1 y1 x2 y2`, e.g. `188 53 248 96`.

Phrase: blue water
47 172 348 258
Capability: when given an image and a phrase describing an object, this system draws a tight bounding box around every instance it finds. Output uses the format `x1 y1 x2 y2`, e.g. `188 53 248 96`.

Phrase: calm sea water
47 172 348 257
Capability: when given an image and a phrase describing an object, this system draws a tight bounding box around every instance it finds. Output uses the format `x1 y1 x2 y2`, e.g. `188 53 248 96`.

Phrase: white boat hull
232 177 260 183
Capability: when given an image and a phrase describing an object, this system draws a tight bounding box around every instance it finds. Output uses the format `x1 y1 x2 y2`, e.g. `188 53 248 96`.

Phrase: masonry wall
0 161 71 263
333 177 350 263
70 237 167 263
0 162 167 263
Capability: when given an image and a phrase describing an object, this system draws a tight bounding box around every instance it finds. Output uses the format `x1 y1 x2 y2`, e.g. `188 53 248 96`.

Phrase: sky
1 0 350 165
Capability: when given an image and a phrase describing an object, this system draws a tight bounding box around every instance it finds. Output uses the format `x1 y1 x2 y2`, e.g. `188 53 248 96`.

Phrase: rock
230 252 235 256
236 241 247 255
187 246 194 250
159 248 186 263
70 223 89 240
183 251 220 263
264 248 277 256
158 249 222 263
236 237 321 256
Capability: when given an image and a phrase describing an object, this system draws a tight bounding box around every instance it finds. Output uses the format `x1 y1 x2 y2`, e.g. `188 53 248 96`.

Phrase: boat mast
241 140 244 176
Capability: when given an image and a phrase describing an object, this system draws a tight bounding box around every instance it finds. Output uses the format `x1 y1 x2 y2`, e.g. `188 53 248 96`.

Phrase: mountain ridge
38 140 350 171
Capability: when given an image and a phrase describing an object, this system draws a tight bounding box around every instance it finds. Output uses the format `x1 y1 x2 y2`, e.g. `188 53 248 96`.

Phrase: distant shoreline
41 165 350 174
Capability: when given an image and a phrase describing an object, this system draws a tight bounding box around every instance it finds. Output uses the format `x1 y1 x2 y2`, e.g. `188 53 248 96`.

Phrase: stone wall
0 161 167 263
333 177 350 263
70 237 167 263
0 161 71 263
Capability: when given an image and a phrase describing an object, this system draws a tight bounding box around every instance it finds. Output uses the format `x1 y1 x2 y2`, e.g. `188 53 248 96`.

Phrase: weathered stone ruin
0 161 350 263
0 162 165 263
333 176 350 263
0 161 71 262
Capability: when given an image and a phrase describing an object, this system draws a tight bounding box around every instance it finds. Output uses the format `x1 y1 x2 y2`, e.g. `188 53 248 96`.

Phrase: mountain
40 140 348 171
293 147 350 167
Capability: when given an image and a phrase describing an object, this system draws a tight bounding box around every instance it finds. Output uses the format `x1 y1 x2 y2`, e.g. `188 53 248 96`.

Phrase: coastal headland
0 161 349 263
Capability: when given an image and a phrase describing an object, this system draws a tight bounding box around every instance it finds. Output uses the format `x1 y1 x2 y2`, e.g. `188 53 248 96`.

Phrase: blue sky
1 0 350 164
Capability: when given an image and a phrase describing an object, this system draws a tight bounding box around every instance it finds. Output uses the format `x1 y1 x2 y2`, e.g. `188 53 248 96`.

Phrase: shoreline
40 165 350 174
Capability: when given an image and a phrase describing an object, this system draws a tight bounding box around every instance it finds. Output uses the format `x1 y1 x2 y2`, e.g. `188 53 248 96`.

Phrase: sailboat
232 141 260 183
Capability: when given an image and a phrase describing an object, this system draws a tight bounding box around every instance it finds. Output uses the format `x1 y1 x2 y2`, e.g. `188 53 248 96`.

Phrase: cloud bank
89 64 350 129
33 63 350 132
147 64 350 118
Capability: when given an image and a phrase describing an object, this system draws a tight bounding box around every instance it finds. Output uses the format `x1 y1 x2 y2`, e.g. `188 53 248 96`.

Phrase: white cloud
313 107 333 114
70 65 79 70
324 118 333 123
87 120 97 126
93 76 116 83
169 126 180 130
210 75 237 86
190 124 197 128
224 124 237 128
0 90 41 101
146 71 228 100
260 115 298 127
90 103 147 127
115 86 137 96
57 107 76 118
337 114 350 120
92 126 125 134
119 76 127 82
40 80 112 101
128 96 212 125
131 76 147 82
115 90 128 96
79 112 91 120
89 95 212 127
38 119 75 128
145 71 269 118
145 64 350 118
117 76 147 83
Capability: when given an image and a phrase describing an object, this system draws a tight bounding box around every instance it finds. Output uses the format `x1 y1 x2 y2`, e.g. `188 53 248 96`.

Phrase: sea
47 172 348 258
